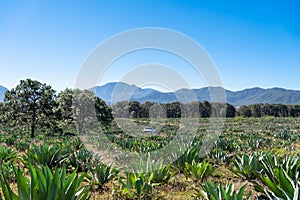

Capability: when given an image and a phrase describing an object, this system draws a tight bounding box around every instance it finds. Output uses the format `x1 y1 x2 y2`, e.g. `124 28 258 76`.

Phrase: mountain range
1 82 300 106
92 82 300 106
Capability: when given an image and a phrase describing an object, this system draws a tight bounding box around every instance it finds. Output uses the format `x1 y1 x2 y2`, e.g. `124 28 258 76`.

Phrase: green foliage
173 143 202 171
0 164 90 200
90 161 118 189
0 146 17 164
0 161 15 183
134 156 177 184
184 160 215 182
237 103 299 118
254 168 300 199
209 148 230 163
232 152 263 180
57 89 113 134
0 146 18 183
4 135 17 146
69 148 94 172
258 153 300 182
117 172 155 199
1 101 300 199
196 182 251 200
24 143 68 168
4 79 56 138
254 154 300 199
151 164 177 184
15 140 30 152
216 137 241 152
71 138 85 150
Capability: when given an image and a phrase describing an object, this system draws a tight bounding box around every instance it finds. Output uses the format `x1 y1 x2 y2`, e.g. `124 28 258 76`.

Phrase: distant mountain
0 85 8 102
92 82 300 106
91 82 177 104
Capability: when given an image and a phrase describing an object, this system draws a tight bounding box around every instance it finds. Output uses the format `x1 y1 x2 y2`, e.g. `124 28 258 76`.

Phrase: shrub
195 182 251 200
0 164 91 200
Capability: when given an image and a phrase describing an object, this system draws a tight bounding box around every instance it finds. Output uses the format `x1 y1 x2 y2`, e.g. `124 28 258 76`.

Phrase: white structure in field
142 126 156 134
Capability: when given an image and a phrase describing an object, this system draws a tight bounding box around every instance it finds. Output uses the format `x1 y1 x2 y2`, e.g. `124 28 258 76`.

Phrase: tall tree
237 106 252 118
112 101 130 118
202 101 212 118
4 79 55 138
250 104 262 117
55 88 75 134
129 101 141 118
94 96 113 125
56 89 113 134
289 105 300 117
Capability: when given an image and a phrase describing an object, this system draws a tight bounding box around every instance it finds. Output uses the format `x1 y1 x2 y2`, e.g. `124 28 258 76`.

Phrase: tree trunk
31 123 35 138
31 110 36 138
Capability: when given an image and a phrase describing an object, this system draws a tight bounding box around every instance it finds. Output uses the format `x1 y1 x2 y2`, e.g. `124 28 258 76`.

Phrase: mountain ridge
1 83 300 106
92 82 300 106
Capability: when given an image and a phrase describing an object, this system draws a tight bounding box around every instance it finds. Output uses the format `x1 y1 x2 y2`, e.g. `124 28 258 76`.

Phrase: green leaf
135 178 143 196
1 174 19 200
15 167 29 200
46 168 60 200
278 168 295 197
261 176 283 198
29 164 38 200
65 172 78 199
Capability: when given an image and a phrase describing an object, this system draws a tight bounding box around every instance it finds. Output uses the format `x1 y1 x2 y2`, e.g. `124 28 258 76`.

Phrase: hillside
2 82 299 105
92 82 300 106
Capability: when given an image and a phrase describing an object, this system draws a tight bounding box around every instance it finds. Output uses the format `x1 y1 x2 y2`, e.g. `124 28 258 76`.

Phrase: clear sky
0 0 299 92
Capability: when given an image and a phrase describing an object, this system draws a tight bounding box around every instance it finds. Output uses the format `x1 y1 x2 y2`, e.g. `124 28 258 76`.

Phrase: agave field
1 117 300 199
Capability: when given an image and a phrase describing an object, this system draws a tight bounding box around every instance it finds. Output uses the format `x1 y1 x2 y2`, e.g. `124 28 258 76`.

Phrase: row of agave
1 141 253 200
0 143 118 199
1 121 299 199
0 165 90 200
233 152 300 199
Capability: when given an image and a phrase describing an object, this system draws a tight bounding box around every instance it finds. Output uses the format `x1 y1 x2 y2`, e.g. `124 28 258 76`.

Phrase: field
1 117 300 199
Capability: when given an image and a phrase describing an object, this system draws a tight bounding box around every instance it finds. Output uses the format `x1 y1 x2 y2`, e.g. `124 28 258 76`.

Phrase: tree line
237 104 300 118
112 101 236 118
113 101 300 119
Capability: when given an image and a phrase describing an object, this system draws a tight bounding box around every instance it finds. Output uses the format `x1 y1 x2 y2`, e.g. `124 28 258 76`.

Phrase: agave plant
184 160 215 182
132 140 160 153
281 154 300 180
209 148 230 164
215 137 240 152
0 161 15 183
90 161 119 189
15 140 30 152
24 143 68 168
0 164 90 200
151 164 177 184
70 137 85 151
69 148 94 172
4 135 17 146
173 146 202 171
254 154 300 199
254 168 300 200
0 146 17 165
232 152 263 180
258 152 300 182
196 182 251 200
117 172 155 199
134 155 177 184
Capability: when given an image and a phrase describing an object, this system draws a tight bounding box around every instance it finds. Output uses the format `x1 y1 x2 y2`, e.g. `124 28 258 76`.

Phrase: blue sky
0 0 299 92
